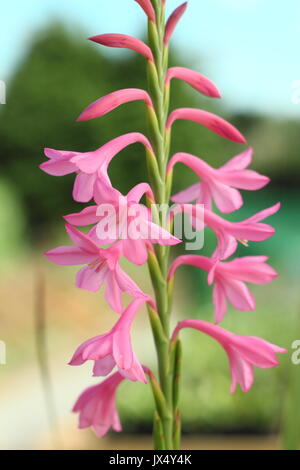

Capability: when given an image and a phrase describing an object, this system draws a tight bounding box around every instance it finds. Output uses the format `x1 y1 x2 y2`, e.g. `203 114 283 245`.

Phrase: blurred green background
1 0 300 450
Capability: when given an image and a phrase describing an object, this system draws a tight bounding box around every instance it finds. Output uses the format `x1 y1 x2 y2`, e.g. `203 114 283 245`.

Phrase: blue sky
1 0 300 117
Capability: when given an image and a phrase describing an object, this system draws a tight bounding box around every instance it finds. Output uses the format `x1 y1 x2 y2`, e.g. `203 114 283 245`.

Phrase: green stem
145 2 181 450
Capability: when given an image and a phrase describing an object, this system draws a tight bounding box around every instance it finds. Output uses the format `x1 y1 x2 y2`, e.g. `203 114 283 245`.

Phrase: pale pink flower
164 2 188 45
166 108 247 144
172 202 280 261
40 132 153 202
134 0 156 22
73 372 124 437
69 298 148 383
65 182 181 265
165 67 221 98
169 255 277 323
169 149 269 213
89 34 154 62
44 225 145 313
77 88 153 122
172 319 287 392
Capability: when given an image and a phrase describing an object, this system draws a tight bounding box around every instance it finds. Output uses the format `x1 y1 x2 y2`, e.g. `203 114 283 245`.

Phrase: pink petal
220 169 270 190
77 89 153 122
164 2 188 45
122 238 148 265
127 182 154 204
104 271 124 313
223 257 277 284
39 159 76 176
44 148 79 161
166 67 221 98
88 34 154 62
171 183 200 204
213 282 228 323
76 266 107 293
44 246 97 266
220 148 253 171
223 279 256 312
73 172 96 202
64 206 99 226
93 355 116 376
140 220 181 245
244 202 280 223
209 181 243 213
134 0 156 22
65 224 99 253
166 108 247 144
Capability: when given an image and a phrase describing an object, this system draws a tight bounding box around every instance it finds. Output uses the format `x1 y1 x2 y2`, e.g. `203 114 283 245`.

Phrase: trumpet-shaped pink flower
165 67 221 98
172 202 280 261
77 88 153 122
40 132 153 202
73 372 124 437
89 34 154 62
169 255 277 323
169 149 269 213
135 0 156 22
172 319 287 392
69 298 149 383
64 182 181 265
45 225 145 313
166 108 247 144
164 2 188 45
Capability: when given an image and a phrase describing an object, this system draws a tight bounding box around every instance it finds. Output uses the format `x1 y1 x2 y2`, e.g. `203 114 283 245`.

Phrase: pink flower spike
166 108 247 144
165 67 221 98
73 372 124 438
77 89 153 122
45 225 145 313
89 34 154 62
69 298 149 383
172 319 287 393
135 0 156 22
164 2 188 45
168 149 269 213
169 255 277 323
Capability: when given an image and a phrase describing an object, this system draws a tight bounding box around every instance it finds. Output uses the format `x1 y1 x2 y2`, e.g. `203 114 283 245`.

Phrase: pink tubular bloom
172 202 280 261
64 182 181 266
134 0 156 22
168 149 270 213
69 298 149 383
77 88 153 122
165 67 221 98
44 225 146 313
172 319 287 393
169 255 277 323
73 372 124 437
89 34 154 62
166 108 247 144
164 2 188 45
40 133 153 202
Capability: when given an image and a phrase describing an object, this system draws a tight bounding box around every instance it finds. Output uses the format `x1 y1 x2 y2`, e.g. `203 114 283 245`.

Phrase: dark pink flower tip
166 108 247 144
164 2 188 45
77 89 153 122
89 34 154 62
135 0 156 22
165 67 221 98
